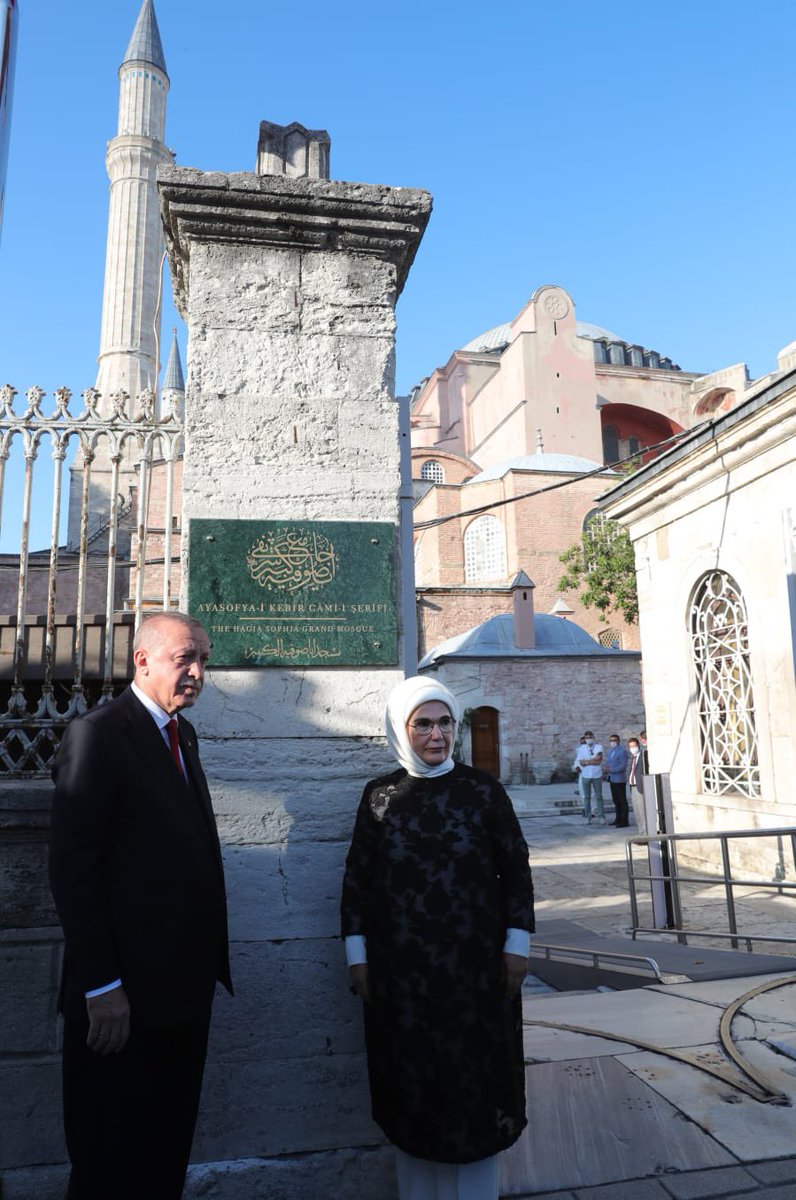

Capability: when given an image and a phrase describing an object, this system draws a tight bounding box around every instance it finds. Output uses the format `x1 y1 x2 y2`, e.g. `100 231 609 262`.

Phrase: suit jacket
604 745 628 783
49 686 232 1026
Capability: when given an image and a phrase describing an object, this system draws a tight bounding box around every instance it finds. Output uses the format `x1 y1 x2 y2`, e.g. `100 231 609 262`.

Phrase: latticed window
420 459 445 484
598 628 622 649
464 516 505 582
689 571 760 797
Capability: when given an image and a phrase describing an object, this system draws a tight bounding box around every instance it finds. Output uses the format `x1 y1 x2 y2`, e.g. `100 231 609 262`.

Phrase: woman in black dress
341 677 534 1200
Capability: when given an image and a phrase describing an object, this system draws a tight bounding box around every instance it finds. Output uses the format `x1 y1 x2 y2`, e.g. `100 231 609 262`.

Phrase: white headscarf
385 676 459 779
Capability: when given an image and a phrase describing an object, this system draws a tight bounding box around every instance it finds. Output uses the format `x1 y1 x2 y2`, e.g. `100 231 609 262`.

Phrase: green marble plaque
188 519 398 667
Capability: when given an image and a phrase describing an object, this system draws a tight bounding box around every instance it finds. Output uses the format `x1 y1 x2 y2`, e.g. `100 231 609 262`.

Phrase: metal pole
72 444 93 698
162 445 176 610
397 393 418 675
133 438 152 627
12 434 36 693
41 434 66 709
626 841 640 936
101 450 122 700
720 836 740 951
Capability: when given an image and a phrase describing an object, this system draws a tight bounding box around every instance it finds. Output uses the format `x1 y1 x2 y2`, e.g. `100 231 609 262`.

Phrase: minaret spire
123 0 167 75
94 0 172 404
163 327 185 393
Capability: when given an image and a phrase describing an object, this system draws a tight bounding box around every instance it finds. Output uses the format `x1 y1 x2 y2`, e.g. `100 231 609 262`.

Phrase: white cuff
503 928 530 957
85 979 122 998
345 935 368 966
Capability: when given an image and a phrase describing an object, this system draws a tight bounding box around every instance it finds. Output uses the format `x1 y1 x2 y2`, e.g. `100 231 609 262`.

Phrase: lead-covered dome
467 453 612 483
419 612 626 667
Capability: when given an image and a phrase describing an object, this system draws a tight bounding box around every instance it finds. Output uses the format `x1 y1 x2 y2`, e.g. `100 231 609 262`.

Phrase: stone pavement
526 1156 796 1199
499 787 796 1199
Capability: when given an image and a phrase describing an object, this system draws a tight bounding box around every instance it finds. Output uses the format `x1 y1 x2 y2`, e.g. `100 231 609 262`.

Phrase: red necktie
167 718 185 780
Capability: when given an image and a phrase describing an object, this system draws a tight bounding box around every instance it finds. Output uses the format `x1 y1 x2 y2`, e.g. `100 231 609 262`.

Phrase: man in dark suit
49 611 231 1200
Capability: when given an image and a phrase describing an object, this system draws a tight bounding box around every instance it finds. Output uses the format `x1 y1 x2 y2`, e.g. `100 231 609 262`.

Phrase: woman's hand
502 952 528 997
349 963 371 1003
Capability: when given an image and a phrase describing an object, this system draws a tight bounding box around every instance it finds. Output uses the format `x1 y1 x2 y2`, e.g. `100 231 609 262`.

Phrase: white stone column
159 166 431 1195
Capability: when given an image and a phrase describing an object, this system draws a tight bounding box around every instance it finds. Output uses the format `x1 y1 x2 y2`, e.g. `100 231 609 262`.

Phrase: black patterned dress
341 763 535 1164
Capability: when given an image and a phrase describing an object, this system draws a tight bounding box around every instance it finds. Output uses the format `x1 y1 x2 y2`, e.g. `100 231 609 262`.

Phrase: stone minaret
95 0 172 403
67 2 172 544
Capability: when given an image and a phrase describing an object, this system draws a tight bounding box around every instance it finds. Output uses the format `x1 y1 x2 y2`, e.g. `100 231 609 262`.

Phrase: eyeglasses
407 717 456 735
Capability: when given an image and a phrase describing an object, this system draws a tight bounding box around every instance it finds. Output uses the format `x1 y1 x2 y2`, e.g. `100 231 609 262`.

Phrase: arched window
420 459 445 484
689 571 760 797
464 516 505 582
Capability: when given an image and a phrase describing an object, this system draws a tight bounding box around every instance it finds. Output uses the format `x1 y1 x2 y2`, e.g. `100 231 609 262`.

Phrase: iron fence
0 385 183 775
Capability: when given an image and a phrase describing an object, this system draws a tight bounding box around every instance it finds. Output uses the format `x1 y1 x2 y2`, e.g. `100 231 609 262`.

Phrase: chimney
511 570 535 649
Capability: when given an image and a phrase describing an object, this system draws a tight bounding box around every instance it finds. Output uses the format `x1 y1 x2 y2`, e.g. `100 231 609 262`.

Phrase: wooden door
471 706 500 777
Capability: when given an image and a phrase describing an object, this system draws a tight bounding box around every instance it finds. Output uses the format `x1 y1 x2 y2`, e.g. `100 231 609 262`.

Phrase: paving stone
517 1192 576 1200
502 1058 731 1196
660 1165 758 1198
572 1179 671 1199
746 1158 796 1184
750 1187 796 1200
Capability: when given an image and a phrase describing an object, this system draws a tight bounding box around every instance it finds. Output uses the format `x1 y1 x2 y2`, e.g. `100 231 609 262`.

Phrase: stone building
601 343 796 876
410 284 756 654
419 573 643 783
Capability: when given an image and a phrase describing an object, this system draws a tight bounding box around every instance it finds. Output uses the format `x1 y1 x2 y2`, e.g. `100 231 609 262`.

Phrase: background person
627 736 646 834
49 612 232 1200
572 734 586 798
604 734 629 827
341 676 534 1200
575 731 604 825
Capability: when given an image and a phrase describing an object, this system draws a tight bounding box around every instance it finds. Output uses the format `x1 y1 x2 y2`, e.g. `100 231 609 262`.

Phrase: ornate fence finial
0 385 17 417
53 387 73 417
109 390 130 422
136 388 156 422
23 387 46 420
80 387 102 419
162 389 184 423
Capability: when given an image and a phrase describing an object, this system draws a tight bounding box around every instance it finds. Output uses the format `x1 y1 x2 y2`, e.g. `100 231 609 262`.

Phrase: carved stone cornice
157 166 433 315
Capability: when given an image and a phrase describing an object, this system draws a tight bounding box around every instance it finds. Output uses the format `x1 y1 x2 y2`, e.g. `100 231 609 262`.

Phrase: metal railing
627 826 796 952
530 941 671 984
0 385 183 775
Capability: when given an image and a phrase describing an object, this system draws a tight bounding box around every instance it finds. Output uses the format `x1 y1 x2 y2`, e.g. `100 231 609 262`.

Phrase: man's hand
503 952 528 997
86 986 131 1055
349 963 371 1003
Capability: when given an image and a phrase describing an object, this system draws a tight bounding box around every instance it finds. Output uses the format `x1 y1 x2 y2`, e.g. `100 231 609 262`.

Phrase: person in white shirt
575 731 605 825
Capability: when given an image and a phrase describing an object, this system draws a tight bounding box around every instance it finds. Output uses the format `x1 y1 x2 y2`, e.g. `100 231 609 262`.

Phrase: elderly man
49 612 231 1200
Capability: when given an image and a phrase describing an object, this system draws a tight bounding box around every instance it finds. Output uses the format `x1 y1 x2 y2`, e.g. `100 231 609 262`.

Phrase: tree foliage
558 516 638 625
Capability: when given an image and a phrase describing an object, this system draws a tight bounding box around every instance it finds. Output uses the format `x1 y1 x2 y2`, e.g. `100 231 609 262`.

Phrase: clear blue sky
1 0 794 403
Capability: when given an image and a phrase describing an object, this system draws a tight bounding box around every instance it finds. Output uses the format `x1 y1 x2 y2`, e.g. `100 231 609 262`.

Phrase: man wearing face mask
604 734 629 827
574 731 604 825
627 737 646 833
49 612 232 1200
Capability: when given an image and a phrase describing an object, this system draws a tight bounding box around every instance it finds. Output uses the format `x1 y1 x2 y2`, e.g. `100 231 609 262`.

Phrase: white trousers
395 1148 499 1200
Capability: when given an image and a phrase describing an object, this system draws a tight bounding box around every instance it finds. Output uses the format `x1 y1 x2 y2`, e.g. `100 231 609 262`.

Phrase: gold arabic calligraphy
247 528 338 594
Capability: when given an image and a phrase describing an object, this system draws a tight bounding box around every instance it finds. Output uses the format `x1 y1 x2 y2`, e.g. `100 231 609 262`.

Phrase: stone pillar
158 166 431 1196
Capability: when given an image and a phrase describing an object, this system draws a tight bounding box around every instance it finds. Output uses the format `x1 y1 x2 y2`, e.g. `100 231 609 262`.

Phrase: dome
461 320 621 355
467 453 611 483
419 613 622 668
